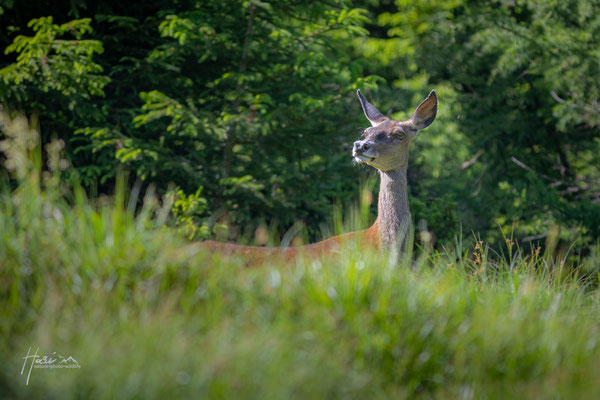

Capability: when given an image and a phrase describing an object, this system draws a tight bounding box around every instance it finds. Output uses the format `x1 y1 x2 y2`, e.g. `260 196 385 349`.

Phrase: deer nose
353 141 371 152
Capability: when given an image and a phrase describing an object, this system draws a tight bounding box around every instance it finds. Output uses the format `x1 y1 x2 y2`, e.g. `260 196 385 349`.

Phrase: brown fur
195 223 380 266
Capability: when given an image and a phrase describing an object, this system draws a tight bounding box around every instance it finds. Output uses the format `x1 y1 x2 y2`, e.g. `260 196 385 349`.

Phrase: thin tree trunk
223 3 256 178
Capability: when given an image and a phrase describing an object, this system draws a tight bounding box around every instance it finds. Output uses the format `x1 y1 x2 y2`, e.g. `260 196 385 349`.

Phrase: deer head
353 90 437 172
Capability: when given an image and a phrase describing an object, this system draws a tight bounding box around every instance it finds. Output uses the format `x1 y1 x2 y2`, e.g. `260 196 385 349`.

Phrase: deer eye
394 131 405 140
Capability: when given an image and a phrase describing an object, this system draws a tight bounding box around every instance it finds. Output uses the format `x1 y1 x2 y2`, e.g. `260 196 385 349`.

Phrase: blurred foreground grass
2 114 600 399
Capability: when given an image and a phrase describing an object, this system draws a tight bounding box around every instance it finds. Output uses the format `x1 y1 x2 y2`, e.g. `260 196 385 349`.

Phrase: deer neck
376 165 412 250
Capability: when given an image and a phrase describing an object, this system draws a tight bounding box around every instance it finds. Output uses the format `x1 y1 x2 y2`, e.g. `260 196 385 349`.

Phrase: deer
192 89 438 265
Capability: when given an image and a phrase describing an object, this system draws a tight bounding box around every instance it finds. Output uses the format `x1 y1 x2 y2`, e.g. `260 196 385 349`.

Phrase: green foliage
0 1 382 242
369 0 600 248
0 13 113 186
0 0 599 251
168 187 210 240
115 1 377 239
410 192 459 244
1 17 108 98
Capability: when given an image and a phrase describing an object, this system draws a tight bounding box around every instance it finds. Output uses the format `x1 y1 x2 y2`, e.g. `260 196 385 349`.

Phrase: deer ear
408 90 437 131
357 89 387 127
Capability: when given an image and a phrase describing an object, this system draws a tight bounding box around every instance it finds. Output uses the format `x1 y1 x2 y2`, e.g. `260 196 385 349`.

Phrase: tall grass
2 114 600 399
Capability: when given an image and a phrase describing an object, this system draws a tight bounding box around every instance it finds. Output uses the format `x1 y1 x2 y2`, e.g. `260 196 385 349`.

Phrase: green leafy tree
362 0 600 249
0 15 111 185
1 1 380 242
86 1 377 240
